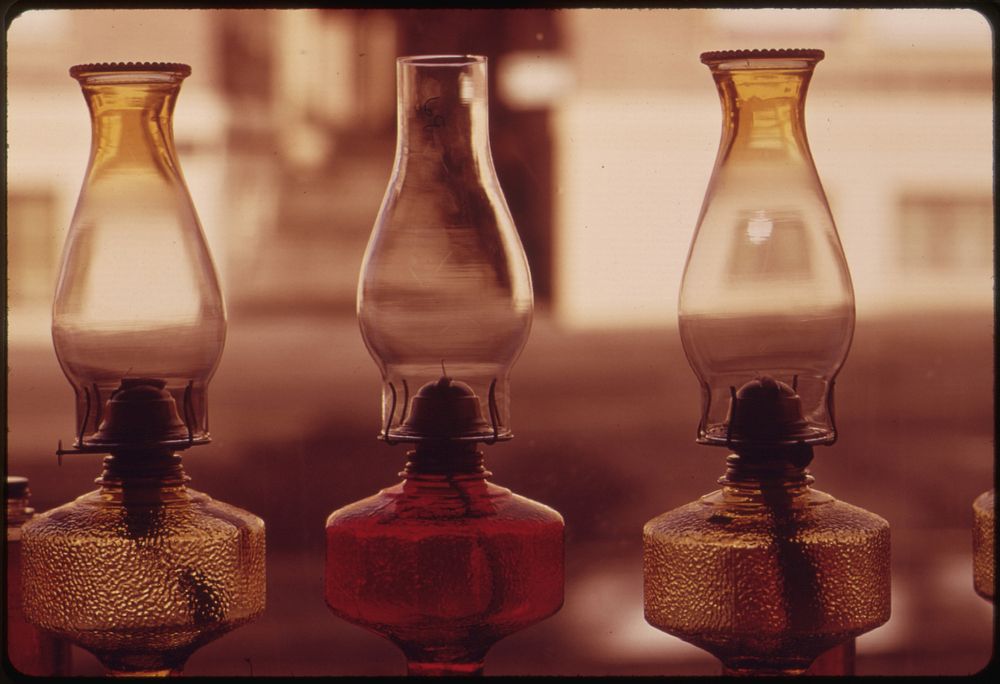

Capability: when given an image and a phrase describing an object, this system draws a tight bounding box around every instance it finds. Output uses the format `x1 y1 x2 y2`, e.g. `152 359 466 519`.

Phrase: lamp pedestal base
21 450 266 677
324 444 564 676
643 451 889 675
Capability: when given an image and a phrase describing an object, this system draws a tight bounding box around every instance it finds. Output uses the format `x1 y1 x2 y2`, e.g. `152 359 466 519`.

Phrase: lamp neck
712 64 816 166
719 445 814 498
97 449 190 497
402 441 488 479
79 80 183 177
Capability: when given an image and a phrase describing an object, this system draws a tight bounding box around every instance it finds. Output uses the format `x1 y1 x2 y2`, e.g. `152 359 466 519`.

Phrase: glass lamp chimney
52 62 226 448
678 49 854 448
357 55 533 444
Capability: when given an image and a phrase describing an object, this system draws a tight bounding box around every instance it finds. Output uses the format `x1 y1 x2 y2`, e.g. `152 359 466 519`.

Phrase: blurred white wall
552 8 993 328
7 8 993 338
6 8 398 343
6 9 232 344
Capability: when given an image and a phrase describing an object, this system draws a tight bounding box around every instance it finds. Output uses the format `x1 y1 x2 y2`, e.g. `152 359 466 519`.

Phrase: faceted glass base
325 474 564 673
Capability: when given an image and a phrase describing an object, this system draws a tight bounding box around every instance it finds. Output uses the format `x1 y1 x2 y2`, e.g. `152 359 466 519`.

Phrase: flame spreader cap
725 376 815 446
392 375 495 442
88 378 194 448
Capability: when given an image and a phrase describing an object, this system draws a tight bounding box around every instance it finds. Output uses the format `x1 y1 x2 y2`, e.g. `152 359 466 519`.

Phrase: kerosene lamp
642 49 891 676
972 489 994 602
19 62 265 677
6 476 72 676
324 55 564 677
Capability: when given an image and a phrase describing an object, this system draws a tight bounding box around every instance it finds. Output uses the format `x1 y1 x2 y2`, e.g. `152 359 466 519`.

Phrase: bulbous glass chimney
678 49 854 448
357 55 533 444
52 62 226 448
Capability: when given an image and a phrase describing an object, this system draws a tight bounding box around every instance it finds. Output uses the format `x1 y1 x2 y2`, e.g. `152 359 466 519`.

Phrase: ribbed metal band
69 62 191 78
398 54 486 66
700 49 825 64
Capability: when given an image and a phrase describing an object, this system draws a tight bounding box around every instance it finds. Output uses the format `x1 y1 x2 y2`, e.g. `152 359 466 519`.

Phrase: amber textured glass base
643 453 890 675
324 444 564 675
972 489 994 601
20 452 265 676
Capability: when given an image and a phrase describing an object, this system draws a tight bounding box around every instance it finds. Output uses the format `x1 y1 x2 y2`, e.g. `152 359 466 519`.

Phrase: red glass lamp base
324 463 563 675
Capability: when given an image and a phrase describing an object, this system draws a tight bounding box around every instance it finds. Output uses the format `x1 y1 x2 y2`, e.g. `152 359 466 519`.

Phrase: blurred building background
5 7 994 677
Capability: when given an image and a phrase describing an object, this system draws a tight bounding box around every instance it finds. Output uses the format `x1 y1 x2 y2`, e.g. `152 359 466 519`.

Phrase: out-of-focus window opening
897 194 993 273
6 190 59 307
726 213 812 280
